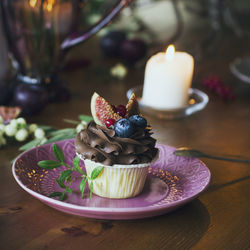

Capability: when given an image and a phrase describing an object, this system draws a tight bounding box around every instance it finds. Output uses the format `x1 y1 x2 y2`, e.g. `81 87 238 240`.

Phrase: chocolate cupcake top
75 121 158 166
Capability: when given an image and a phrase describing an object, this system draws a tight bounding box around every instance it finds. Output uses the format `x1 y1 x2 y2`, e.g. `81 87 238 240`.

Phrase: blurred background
0 0 250 115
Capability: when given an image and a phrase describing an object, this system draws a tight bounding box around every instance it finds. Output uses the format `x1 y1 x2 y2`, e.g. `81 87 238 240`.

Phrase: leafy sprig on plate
37 143 103 201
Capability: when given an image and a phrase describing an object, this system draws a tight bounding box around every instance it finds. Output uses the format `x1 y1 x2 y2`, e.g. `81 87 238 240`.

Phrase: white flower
0 136 6 147
15 128 29 142
76 123 84 133
5 124 17 137
10 119 18 128
81 120 87 126
40 137 47 145
110 63 127 79
0 124 5 136
29 124 38 133
16 117 26 125
34 128 45 139
0 116 3 124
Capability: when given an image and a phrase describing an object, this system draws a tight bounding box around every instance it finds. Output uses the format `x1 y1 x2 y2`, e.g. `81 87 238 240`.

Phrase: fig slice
126 93 139 117
91 92 121 126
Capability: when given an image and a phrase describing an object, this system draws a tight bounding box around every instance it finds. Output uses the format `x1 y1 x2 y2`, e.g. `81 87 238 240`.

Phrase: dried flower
110 63 127 79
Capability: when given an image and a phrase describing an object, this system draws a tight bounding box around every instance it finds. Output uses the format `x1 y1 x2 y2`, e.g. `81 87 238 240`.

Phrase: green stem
63 163 73 169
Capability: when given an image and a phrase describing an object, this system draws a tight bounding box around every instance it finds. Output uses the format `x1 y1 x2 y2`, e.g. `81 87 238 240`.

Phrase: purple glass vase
0 0 131 111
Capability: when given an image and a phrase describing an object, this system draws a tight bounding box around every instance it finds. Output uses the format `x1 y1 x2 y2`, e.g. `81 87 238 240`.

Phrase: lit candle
141 45 194 109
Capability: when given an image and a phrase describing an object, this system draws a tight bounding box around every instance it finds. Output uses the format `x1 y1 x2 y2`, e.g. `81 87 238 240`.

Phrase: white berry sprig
1 115 92 161
18 115 92 152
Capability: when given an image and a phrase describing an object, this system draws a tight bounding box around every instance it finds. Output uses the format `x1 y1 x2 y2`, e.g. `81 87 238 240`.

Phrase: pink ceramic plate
12 139 210 220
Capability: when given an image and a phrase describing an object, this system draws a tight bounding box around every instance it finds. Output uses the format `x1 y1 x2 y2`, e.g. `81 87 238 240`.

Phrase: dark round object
111 105 116 112
114 118 135 138
0 83 11 105
129 115 147 128
116 104 126 117
100 30 126 57
46 81 71 102
119 39 147 63
13 83 48 115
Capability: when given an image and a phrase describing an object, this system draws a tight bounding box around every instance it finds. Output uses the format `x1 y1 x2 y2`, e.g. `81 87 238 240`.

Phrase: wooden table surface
1 32 250 250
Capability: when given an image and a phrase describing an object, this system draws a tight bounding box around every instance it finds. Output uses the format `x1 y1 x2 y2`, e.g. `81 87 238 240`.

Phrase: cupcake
75 92 158 199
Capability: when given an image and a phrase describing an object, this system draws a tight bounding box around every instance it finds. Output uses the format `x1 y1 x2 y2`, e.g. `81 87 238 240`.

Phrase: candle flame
29 0 55 12
29 0 37 8
165 45 175 62
44 0 55 12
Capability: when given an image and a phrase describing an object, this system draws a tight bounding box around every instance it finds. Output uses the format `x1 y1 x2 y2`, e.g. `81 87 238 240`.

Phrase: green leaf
63 119 79 125
38 125 54 131
90 166 104 180
73 156 80 168
19 139 41 151
66 187 72 194
63 163 72 169
60 192 66 201
48 128 76 137
52 144 64 162
173 149 201 158
73 156 85 175
19 123 26 129
45 133 76 144
78 115 93 123
49 192 62 198
65 175 72 183
90 181 93 199
56 179 66 189
59 170 72 182
38 160 62 169
10 158 16 164
80 177 87 198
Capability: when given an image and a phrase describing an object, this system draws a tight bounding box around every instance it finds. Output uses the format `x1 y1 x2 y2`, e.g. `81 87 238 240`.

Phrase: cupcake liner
77 153 158 199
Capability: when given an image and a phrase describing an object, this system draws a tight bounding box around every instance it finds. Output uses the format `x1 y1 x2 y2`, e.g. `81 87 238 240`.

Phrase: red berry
105 118 116 128
203 80 210 87
228 92 236 100
203 75 236 101
116 104 126 117
215 84 224 95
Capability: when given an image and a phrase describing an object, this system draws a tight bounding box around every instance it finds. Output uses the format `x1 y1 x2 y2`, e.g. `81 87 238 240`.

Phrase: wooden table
1 32 250 250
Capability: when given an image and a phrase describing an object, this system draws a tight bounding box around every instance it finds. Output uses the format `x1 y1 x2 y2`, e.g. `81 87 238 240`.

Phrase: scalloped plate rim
12 139 211 218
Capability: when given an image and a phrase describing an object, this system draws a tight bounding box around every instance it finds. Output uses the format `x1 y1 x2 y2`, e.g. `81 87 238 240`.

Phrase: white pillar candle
142 45 194 110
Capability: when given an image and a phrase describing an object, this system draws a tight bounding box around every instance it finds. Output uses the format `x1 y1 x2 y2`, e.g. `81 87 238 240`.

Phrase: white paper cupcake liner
77 153 158 199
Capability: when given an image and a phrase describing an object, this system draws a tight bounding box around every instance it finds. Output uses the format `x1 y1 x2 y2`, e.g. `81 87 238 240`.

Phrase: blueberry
129 115 147 128
114 118 135 138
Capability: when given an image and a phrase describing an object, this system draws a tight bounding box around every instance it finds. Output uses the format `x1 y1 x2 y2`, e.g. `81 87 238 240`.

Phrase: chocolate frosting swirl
75 121 158 166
